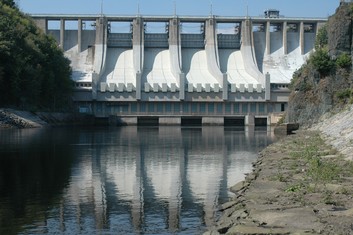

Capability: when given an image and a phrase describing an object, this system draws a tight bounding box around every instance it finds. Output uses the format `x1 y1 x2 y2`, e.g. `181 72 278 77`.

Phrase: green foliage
310 48 335 76
0 3 73 110
307 156 339 185
336 53 352 69
315 24 328 50
0 0 16 8
289 67 304 90
285 183 303 193
336 88 353 100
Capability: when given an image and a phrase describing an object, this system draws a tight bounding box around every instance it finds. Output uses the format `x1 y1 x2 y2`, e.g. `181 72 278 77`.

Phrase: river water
0 126 275 234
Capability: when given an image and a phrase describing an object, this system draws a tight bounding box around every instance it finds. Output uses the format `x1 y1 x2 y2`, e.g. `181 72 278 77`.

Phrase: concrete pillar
119 117 138 125
222 73 228 100
95 17 106 45
136 72 141 100
60 19 65 49
78 19 82 52
265 72 271 101
202 117 224 126
92 17 108 100
205 18 224 87
283 21 287 55
159 117 181 125
169 19 182 79
169 18 185 100
34 19 47 34
267 115 272 126
179 73 185 100
266 21 271 55
133 18 144 99
245 114 255 126
133 17 144 78
300 21 305 55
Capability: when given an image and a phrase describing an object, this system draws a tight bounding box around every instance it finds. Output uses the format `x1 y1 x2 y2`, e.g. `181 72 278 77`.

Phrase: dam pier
32 14 326 126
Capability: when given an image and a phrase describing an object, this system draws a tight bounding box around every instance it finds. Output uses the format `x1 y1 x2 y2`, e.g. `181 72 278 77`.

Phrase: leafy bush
310 48 335 76
336 89 352 100
315 24 328 50
336 53 352 69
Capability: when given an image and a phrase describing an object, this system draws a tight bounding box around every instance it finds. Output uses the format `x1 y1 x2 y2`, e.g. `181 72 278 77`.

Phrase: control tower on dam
32 14 326 126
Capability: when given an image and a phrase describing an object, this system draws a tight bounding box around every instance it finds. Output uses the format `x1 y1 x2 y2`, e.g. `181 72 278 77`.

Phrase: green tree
315 24 328 50
310 48 335 76
0 3 72 110
336 53 352 69
0 0 16 8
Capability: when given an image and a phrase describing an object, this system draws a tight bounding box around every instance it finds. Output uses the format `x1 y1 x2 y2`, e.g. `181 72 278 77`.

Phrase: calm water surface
0 126 275 234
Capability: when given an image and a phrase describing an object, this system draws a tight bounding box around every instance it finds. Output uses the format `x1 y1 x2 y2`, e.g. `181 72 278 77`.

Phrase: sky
19 0 339 18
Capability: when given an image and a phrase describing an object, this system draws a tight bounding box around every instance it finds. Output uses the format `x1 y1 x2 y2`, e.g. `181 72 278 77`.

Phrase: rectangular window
140 103 146 113
200 103 206 113
281 103 286 112
233 103 240 113
192 103 198 113
174 103 180 113
242 103 248 114
148 103 155 112
250 103 256 113
217 103 223 114
122 105 129 112
225 103 231 113
208 103 214 113
183 103 189 113
259 103 265 113
165 103 172 113
131 103 137 113
157 103 163 112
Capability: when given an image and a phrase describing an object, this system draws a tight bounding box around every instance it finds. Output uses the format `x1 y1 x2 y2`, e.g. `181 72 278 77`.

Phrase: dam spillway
32 15 327 125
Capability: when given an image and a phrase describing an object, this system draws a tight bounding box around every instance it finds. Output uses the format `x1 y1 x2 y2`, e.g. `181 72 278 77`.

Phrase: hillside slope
287 2 353 126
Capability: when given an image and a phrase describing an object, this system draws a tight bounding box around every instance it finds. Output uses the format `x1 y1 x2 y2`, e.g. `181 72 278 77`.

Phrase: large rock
328 2 353 57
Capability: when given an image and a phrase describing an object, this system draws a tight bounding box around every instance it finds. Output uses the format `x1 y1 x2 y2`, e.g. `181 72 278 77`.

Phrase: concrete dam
33 14 326 125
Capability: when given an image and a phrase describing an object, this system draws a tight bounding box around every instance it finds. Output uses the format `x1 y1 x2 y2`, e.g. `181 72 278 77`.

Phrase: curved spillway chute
261 31 307 83
219 49 261 89
241 20 265 86
64 30 96 83
169 18 183 89
142 48 179 88
182 48 220 89
100 48 136 87
205 19 225 87
66 46 94 82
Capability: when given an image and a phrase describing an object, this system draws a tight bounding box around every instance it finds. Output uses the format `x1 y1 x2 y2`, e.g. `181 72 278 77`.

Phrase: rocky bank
287 2 353 127
0 109 94 128
205 107 353 234
0 109 45 128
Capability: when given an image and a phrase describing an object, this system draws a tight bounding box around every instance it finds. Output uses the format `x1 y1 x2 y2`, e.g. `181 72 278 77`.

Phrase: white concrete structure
33 15 327 125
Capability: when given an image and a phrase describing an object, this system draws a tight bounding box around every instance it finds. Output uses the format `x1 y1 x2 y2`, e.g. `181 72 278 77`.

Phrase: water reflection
0 126 275 234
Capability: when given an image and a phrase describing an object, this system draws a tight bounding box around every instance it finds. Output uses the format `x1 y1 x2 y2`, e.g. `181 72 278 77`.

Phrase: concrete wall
31 15 326 122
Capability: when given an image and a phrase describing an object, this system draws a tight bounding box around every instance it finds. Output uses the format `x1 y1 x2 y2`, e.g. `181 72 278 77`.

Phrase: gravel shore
207 131 353 234
207 106 353 234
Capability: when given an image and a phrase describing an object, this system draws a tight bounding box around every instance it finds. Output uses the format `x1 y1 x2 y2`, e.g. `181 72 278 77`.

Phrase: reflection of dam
33 15 326 125
39 127 273 234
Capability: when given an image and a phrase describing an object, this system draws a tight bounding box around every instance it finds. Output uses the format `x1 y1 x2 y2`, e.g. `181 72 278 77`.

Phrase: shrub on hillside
310 48 335 77
336 53 352 69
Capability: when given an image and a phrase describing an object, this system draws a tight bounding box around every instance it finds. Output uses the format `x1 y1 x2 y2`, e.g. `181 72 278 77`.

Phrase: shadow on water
0 126 276 234
0 128 75 234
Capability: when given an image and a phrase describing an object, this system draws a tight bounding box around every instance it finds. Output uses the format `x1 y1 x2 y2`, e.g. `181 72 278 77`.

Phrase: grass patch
285 183 304 193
